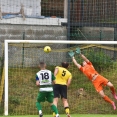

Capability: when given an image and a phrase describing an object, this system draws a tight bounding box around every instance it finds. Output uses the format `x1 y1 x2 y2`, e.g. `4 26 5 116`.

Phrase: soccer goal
4 40 117 115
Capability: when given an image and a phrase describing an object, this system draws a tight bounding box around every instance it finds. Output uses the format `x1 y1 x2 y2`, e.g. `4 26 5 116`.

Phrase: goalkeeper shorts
92 75 109 92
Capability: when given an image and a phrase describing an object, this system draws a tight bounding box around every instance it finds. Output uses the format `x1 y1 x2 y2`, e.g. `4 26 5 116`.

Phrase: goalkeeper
36 62 60 117
68 48 117 110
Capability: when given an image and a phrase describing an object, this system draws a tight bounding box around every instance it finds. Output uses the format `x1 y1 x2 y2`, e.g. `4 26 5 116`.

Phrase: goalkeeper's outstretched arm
75 47 89 63
79 53 89 63
72 57 81 69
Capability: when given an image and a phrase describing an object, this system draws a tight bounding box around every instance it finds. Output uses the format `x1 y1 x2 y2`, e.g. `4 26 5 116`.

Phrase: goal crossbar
4 40 117 115
4 40 117 44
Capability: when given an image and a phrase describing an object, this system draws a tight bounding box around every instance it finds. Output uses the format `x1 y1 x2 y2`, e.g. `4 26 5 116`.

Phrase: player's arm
54 67 59 76
76 47 89 63
72 57 81 69
52 73 56 84
35 74 40 86
67 77 72 87
67 73 72 87
68 50 81 69
80 53 90 63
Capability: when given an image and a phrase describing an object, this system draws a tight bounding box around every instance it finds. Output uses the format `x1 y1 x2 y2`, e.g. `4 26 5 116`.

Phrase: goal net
4 40 117 115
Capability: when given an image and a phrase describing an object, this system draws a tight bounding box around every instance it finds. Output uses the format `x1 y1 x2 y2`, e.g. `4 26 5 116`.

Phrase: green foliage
0 103 4 115
9 96 20 105
7 61 117 115
47 65 55 73
83 49 113 71
9 96 20 114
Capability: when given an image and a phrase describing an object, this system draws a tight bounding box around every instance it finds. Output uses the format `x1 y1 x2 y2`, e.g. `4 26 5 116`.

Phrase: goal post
4 40 117 115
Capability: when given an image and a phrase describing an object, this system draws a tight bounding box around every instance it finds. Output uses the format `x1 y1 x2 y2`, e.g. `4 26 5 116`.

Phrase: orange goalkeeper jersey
79 61 98 81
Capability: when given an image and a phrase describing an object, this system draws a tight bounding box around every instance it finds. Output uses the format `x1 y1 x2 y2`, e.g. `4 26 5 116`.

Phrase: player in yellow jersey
53 62 72 117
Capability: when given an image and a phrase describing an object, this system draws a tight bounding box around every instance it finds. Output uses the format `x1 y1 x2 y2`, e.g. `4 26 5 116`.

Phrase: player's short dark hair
39 61 45 65
39 61 45 67
61 62 69 68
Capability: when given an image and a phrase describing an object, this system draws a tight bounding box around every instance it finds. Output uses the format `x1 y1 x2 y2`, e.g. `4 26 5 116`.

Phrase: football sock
112 101 116 110
103 95 113 104
51 104 58 114
39 110 42 115
53 112 56 117
110 86 116 94
110 87 117 99
36 102 42 111
65 107 70 114
56 114 59 117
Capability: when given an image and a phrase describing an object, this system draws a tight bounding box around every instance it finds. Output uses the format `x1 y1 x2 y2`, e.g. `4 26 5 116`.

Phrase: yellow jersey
55 66 72 85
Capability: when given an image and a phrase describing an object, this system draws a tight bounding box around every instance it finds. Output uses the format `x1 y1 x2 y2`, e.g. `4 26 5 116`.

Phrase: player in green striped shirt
36 62 60 117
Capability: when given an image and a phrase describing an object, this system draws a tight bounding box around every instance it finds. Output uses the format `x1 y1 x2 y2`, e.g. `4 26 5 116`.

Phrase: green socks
51 104 58 114
36 102 42 111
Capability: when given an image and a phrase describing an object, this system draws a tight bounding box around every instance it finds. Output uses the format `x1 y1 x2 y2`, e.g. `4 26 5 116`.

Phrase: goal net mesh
7 42 117 115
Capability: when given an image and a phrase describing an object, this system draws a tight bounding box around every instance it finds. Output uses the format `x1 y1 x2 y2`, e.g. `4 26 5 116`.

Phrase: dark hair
39 61 45 65
39 61 45 67
61 62 69 68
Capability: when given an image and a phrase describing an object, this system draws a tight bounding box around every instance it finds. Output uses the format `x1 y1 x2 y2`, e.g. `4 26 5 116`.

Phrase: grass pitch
1 114 117 117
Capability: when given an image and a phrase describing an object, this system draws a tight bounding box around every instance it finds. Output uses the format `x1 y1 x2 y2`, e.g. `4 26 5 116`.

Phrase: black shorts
53 84 67 99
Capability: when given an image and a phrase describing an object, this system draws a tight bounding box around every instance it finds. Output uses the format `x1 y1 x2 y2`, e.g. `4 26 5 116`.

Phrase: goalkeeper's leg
99 90 116 110
107 81 117 100
93 76 116 110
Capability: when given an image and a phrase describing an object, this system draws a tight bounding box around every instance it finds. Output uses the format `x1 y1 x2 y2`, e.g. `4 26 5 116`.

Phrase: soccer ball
44 46 51 53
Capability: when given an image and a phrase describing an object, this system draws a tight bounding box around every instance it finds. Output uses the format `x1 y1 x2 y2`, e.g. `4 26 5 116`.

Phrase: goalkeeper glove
68 51 75 58
76 47 81 54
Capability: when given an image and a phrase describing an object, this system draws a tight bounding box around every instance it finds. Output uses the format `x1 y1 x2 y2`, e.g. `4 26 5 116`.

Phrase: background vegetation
0 49 117 115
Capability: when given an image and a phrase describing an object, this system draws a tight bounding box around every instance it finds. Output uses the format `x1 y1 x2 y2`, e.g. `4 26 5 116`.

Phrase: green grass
1 60 117 115
6 64 117 115
1 114 117 117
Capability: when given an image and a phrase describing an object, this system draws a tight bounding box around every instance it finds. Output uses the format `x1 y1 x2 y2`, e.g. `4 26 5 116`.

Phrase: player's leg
98 90 116 110
53 84 61 117
53 97 59 117
36 92 46 117
52 98 59 117
46 92 59 117
50 103 59 117
62 98 71 117
60 85 71 117
53 97 59 107
92 76 116 110
100 76 117 99
53 84 60 117
106 81 117 100
53 84 60 107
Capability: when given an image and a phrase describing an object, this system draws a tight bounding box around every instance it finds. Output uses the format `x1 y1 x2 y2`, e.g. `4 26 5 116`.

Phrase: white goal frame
4 40 117 115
